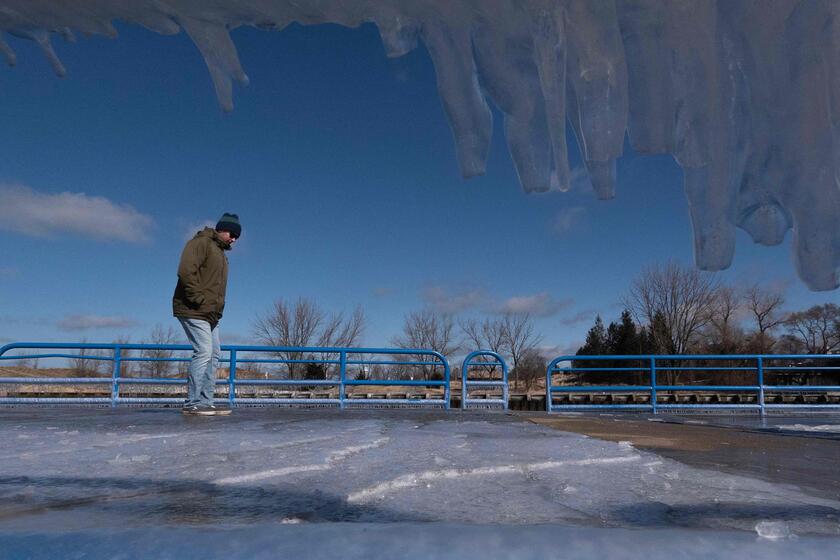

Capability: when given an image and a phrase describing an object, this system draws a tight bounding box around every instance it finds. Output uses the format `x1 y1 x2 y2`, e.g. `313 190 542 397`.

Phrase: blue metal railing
0 342 451 409
460 351 508 410
546 354 840 415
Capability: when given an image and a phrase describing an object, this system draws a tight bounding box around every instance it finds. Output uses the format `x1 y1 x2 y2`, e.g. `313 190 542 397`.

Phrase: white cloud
57 314 137 331
538 342 583 358
551 206 587 235
0 184 153 243
421 284 486 314
559 309 600 326
497 292 572 317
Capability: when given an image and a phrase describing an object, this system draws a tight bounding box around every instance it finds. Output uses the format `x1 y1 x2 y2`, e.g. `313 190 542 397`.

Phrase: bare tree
625 262 720 355
16 356 40 370
501 312 543 388
514 347 547 391
141 325 179 378
784 304 840 354
317 306 366 348
253 297 365 378
460 317 506 377
392 309 460 380
112 335 132 377
705 285 745 353
71 338 102 376
744 283 786 353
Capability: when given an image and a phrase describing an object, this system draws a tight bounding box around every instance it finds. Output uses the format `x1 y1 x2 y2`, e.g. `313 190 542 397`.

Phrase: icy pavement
1 408 839 558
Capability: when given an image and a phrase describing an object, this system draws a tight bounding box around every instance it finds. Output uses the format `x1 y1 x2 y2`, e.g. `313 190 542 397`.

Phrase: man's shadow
0 475 429 525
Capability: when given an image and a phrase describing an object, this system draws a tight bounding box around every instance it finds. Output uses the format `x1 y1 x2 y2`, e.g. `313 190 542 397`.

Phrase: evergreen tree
606 310 644 355
577 315 607 356
574 316 607 383
603 310 647 384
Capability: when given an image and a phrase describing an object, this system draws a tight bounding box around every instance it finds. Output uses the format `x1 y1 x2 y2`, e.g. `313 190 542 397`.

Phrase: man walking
173 213 241 416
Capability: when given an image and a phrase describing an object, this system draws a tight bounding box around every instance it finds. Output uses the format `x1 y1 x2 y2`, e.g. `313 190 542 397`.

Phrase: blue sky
0 22 833 355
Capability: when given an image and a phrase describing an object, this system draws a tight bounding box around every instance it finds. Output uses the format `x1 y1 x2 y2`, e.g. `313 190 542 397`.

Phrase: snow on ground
1 408 839 558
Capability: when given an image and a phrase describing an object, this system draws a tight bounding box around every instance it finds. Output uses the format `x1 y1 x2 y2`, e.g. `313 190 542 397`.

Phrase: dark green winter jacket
172 228 230 326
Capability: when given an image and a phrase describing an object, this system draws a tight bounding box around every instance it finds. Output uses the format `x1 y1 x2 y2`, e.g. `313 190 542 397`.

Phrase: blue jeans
178 318 220 407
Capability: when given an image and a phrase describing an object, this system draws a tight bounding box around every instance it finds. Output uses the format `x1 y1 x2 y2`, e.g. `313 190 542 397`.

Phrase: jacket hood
196 227 231 251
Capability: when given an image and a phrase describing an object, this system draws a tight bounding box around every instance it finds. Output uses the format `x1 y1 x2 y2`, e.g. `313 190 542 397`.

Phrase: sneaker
181 404 199 415
192 404 232 416
209 404 232 416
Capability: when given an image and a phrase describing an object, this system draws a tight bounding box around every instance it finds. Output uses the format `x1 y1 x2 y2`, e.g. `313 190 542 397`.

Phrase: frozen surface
1 408 839 558
776 424 840 433
1 1 839 289
657 414 840 436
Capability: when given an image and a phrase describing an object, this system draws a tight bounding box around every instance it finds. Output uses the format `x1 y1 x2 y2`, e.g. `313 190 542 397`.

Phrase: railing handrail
548 354 839 364
546 353 840 416
1 341 448 357
0 341 452 410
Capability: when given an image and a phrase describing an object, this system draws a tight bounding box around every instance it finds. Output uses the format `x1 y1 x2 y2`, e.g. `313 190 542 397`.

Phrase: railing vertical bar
444 357 451 410
501 357 509 411
757 356 765 417
339 351 347 410
461 356 469 410
546 360 553 413
650 356 657 415
228 349 237 409
111 346 121 408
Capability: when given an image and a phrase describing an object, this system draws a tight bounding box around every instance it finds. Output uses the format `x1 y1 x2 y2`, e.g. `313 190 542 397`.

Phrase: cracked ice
1 1 839 289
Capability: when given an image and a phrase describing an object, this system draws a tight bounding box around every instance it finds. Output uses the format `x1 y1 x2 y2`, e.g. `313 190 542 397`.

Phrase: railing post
757 355 765 417
111 346 121 408
339 351 347 409
649 356 657 415
443 357 451 410
461 356 470 410
228 349 237 409
501 357 509 411
545 360 553 413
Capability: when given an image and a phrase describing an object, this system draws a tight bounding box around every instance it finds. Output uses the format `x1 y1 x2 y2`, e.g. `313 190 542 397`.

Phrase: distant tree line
45 262 837 391
573 262 840 385
251 297 547 390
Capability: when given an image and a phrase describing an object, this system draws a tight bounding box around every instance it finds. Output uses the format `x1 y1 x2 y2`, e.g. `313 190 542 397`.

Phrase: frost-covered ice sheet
776 424 840 433
1 408 839 558
657 414 840 436
1 1 839 289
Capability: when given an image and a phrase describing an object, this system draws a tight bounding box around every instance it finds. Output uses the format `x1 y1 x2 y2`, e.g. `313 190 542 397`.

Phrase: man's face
217 230 238 247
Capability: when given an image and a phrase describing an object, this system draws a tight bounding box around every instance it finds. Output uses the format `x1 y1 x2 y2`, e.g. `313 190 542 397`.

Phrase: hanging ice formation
1 1 838 290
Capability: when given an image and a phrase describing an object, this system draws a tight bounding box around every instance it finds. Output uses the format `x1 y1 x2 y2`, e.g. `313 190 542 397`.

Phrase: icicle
9 29 67 77
0 32 15 66
472 15 554 193
422 22 492 179
59 27 75 43
615 0 675 155
136 14 180 36
531 5 571 191
179 17 249 112
375 15 419 58
564 0 627 165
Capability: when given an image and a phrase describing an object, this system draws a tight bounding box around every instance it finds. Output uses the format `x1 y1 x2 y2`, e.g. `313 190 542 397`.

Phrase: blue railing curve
460 351 508 410
0 342 451 409
546 354 840 415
